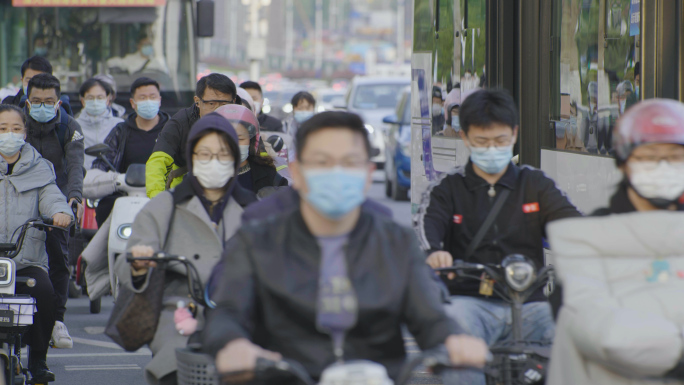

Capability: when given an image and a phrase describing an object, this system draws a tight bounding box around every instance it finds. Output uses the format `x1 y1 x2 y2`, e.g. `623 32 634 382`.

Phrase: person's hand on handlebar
216 338 282 381
445 334 489 368
427 251 456 279
130 245 157 273
68 198 84 223
52 213 72 228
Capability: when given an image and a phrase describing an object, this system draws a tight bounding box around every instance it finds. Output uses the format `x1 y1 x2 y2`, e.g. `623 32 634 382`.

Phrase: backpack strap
56 108 70 150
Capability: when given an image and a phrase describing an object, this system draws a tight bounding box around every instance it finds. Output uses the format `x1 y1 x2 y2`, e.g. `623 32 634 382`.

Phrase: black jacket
258 112 283 132
92 111 170 173
24 108 85 201
152 105 200 168
417 161 580 301
1 89 23 106
203 210 460 380
246 159 289 193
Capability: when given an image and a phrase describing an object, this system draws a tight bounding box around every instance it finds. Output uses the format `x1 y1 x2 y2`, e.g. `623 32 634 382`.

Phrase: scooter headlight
502 255 536 292
0 260 13 286
117 224 133 240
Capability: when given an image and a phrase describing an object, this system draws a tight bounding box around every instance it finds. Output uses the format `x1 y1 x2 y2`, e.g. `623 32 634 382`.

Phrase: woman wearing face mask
547 100 684 385
442 88 461 137
76 77 124 169
215 104 288 196
114 113 257 385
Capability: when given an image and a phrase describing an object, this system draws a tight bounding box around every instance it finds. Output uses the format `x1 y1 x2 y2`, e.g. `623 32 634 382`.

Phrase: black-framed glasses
193 151 234 165
199 98 234 109
29 101 56 109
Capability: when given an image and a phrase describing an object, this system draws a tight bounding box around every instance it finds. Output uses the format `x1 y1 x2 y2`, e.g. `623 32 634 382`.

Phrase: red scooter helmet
613 99 684 164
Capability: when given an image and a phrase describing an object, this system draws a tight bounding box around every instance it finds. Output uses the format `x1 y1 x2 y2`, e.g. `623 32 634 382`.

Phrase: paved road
46 172 426 385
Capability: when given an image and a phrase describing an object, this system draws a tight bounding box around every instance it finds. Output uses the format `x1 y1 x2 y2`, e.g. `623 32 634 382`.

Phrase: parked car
312 88 346 112
382 86 411 201
341 76 410 166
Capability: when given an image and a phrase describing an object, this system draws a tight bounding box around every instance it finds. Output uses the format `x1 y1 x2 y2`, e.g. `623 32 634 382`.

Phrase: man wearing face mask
24 73 84 350
2 56 52 107
106 35 168 75
416 88 581 385
203 111 489 382
547 100 684 385
84 77 169 226
283 91 317 162
146 73 241 198
432 85 446 135
240 80 284 132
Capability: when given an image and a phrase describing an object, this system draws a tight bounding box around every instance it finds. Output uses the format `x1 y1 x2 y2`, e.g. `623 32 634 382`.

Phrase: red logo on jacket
453 214 463 224
522 202 540 214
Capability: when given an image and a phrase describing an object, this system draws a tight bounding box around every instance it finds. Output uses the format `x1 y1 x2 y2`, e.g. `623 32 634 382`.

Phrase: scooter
436 255 554 385
84 144 149 301
0 218 66 385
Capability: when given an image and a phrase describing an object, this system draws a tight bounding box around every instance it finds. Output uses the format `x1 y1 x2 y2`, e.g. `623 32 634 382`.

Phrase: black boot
28 358 55 383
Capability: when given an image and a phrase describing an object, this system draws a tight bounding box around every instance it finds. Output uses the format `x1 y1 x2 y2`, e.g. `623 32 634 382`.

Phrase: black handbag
105 266 166 351
105 201 176 351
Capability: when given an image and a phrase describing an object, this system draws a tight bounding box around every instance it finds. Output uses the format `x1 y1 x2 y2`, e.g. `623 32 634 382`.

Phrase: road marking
65 364 141 371
72 336 130 350
84 326 106 334
48 351 151 358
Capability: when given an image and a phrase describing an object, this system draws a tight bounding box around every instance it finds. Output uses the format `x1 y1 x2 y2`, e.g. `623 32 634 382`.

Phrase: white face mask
193 159 234 189
239 144 250 163
253 101 261 113
629 161 684 202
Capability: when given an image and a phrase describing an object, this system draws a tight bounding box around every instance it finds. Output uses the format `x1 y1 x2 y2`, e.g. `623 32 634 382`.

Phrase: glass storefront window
553 0 637 155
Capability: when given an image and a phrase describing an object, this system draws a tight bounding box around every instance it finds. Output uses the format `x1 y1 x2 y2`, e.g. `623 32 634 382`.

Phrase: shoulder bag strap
162 196 176 251
462 188 511 261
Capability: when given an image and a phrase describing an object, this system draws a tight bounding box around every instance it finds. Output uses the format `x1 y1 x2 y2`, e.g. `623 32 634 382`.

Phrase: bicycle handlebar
126 252 207 307
435 260 503 281
4 218 67 259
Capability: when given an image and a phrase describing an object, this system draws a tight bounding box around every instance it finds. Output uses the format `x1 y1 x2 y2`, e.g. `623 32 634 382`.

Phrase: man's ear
130 99 136 110
364 162 376 194
459 129 468 142
193 95 200 107
290 161 303 192
512 125 519 145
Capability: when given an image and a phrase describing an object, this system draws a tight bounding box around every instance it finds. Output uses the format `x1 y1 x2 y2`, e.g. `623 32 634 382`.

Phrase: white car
342 76 411 166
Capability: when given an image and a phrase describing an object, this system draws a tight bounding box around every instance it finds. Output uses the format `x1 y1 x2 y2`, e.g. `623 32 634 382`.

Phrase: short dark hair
0 104 27 125
291 91 316 108
130 77 160 95
20 56 53 78
79 77 114 98
295 111 371 160
458 88 518 134
197 73 237 100
239 81 262 94
27 73 60 98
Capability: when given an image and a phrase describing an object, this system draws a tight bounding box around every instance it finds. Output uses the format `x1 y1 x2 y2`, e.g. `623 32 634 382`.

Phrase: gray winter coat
0 144 73 271
75 108 123 169
114 180 256 384
25 108 85 201
547 212 684 385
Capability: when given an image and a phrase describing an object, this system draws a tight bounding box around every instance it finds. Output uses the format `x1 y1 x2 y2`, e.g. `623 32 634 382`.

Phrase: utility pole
396 0 405 65
229 0 237 63
285 0 293 70
249 0 260 80
329 0 337 35
314 0 323 76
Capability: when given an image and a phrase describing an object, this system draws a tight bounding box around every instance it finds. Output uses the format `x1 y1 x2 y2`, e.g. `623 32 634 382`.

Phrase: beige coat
547 212 684 385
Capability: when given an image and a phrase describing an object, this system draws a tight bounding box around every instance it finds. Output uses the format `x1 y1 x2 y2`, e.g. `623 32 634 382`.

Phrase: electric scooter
436 255 555 385
83 144 149 301
0 218 67 385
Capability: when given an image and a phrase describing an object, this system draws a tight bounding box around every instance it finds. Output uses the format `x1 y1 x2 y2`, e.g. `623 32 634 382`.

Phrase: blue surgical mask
85 99 107 117
469 145 513 174
635 85 640 98
34 47 48 57
0 132 25 157
239 144 250 163
135 100 160 120
451 119 460 131
29 102 58 123
141 45 154 57
294 110 314 124
303 167 367 219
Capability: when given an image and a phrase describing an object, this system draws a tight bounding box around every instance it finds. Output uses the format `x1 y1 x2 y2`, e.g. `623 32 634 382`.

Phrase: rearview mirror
382 114 399 125
371 147 381 157
85 143 112 157
197 0 215 37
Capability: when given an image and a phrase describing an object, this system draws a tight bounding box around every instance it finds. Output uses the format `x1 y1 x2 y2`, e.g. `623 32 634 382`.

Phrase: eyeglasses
193 151 234 165
199 98 233 110
467 136 514 148
300 158 369 170
29 101 56 109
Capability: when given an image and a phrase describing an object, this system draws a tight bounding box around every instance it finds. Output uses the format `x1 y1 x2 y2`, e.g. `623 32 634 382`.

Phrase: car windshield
321 94 343 103
352 84 406 109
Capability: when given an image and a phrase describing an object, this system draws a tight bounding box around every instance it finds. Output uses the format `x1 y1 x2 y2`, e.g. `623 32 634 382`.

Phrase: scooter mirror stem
98 153 117 172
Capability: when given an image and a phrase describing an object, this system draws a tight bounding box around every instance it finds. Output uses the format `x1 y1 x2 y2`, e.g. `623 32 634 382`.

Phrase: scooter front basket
0 295 36 327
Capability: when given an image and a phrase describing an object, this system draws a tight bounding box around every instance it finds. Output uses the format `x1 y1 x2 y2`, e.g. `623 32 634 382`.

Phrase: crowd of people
2 53 684 385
